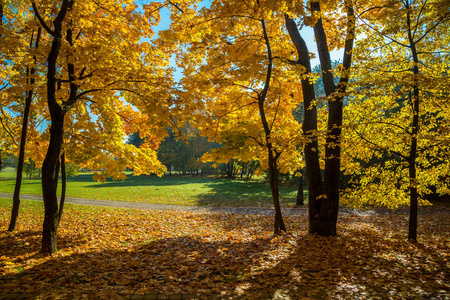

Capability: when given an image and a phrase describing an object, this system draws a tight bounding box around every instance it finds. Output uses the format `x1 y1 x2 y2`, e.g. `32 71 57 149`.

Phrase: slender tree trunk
8 27 41 232
8 88 31 231
406 5 419 242
268 150 285 233
258 17 286 234
33 0 70 255
296 168 304 206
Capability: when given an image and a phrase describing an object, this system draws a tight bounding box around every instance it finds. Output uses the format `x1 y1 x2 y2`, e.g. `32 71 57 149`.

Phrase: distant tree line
127 125 260 179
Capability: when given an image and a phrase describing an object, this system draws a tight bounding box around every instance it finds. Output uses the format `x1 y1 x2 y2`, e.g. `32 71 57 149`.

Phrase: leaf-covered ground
0 200 449 299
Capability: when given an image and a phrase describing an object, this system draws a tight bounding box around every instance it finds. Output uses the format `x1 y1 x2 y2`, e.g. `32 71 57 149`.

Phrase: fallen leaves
0 200 449 299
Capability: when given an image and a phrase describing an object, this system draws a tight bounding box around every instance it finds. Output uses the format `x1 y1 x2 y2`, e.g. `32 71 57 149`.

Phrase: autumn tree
9 14 42 231
0 1 46 230
27 0 173 254
284 0 355 236
162 0 312 234
341 0 450 241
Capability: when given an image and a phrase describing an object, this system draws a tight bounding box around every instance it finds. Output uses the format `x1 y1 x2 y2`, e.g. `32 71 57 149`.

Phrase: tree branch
31 1 54 35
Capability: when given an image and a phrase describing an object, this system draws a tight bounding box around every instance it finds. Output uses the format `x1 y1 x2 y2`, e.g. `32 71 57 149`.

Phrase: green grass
0 170 304 207
0 167 18 179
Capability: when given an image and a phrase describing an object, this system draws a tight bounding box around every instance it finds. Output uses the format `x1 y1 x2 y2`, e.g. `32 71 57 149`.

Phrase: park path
1 192 429 216
0 192 306 216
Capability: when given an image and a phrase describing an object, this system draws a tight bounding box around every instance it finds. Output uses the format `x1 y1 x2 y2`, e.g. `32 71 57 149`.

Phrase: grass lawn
0 168 302 207
0 167 18 179
0 199 448 299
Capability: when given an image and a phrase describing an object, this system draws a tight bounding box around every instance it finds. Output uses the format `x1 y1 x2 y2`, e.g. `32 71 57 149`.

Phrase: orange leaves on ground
0 203 449 299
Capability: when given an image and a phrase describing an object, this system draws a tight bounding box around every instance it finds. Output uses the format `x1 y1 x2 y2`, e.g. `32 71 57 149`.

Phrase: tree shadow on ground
0 234 277 299
0 229 96 261
76 174 298 207
193 180 298 208
77 174 207 187
253 231 449 299
1 224 447 299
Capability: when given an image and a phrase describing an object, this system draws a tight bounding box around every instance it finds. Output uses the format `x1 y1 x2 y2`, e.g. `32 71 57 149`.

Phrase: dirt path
2 192 445 216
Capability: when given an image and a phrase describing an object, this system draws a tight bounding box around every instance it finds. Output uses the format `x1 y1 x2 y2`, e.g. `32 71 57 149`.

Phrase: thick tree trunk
310 1 340 236
285 14 324 233
41 112 64 254
285 0 354 236
8 28 41 232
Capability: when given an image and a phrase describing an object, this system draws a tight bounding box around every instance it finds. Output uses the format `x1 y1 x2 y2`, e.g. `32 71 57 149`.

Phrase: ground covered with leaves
0 200 449 299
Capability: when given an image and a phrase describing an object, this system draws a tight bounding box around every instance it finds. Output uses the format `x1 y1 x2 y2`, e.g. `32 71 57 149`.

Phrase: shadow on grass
77 174 299 207
76 174 222 187
1 172 301 208
194 182 299 207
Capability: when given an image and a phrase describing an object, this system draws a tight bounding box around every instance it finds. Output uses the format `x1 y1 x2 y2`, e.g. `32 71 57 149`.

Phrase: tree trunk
8 92 31 231
285 14 324 233
310 1 339 236
257 17 286 235
8 27 41 232
33 0 70 255
406 5 419 242
41 111 64 254
58 150 66 223
295 168 304 206
268 150 286 234
285 0 354 236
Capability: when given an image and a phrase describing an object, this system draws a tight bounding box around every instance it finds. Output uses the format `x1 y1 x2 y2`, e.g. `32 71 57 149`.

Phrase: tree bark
8 27 41 232
41 111 64 254
268 150 286 233
295 168 304 206
406 2 419 242
285 14 324 233
285 0 354 236
33 0 70 255
58 150 66 223
258 18 286 234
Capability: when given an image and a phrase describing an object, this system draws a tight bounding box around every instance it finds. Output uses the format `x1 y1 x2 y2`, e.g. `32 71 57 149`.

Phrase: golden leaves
0 201 449 298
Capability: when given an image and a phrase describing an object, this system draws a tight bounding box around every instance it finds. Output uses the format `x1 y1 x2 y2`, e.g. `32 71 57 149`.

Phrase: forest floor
0 196 449 299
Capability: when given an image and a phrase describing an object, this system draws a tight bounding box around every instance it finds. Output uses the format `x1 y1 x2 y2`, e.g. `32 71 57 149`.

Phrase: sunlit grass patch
0 173 301 207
